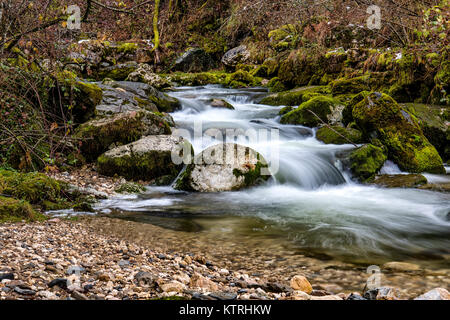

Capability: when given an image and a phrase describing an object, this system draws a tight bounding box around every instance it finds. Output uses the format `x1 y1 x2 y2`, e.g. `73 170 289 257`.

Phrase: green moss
116 42 138 54
372 174 428 188
73 81 103 123
267 77 287 92
232 158 270 188
0 170 61 204
330 75 371 95
280 95 340 127
115 182 146 194
350 144 387 181
75 111 172 161
259 86 328 106
353 92 445 173
223 70 259 88
316 126 363 145
0 196 44 223
268 24 300 52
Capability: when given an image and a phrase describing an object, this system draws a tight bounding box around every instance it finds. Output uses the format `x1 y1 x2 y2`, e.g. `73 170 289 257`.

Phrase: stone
126 64 171 90
97 135 193 181
14 287 36 295
71 291 89 300
364 287 397 300
222 45 251 68
160 281 186 293
290 275 313 294
372 175 428 188
209 292 238 300
175 143 271 192
98 61 138 81
173 48 216 73
310 295 343 300
210 99 235 110
189 273 219 292
0 273 14 281
134 271 154 285
346 293 366 300
48 278 68 290
415 288 450 300
75 110 172 161
291 290 311 300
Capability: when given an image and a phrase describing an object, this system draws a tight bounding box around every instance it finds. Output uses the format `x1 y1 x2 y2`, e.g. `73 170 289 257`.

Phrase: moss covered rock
259 86 328 106
402 103 450 162
350 144 387 181
97 135 193 181
126 64 171 90
73 81 103 123
175 143 271 192
98 62 139 81
75 110 172 161
280 96 344 127
352 92 445 173
173 48 217 73
316 126 364 145
0 196 43 223
268 24 300 52
330 76 371 95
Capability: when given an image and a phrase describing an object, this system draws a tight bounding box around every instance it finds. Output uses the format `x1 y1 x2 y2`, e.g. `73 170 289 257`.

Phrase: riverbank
1 217 448 300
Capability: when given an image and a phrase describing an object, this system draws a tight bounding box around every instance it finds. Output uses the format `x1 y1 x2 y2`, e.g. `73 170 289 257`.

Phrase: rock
38 290 58 299
118 260 130 267
346 293 367 300
173 48 216 73
310 295 343 300
189 273 219 292
383 262 421 272
95 81 181 115
331 76 371 95
160 281 186 293
134 271 154 285
364 287 397 300
262 282 292 293
72 81 103 123
280 95 345 127
316 126 363 145
350 144 387 181
97 274 110 282
352 92 445 173
66 266 86 275
98 61 138 81
0 273 14 281
210 99 234 110
291 290 311 300
260 86 326 106
126 64 171 90
268 25 299 52
97 135 192 181
209 292 238 300
316 283 344 294
415 288 450 300
402 103 449 162
174 143 271 192
289 275 313 294
71 291 89 300
14 287 36 295
221 45 251 69
76 110 172 161
48 278 68 290
373 174 429 188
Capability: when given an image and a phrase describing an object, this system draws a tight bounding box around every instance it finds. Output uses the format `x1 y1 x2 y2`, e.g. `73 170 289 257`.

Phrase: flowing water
95 85 450 268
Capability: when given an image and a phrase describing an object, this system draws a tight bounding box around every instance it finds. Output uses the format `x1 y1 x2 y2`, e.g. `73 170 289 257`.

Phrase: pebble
290 275 313 294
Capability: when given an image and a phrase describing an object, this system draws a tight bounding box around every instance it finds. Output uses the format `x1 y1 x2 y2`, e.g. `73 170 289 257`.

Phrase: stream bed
90 85 450 269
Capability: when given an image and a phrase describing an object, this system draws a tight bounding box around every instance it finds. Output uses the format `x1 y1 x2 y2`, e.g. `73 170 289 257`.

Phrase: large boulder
280 95 345 127
75 110 173 161
98 61 138 81
175 143 271 192
260 86 327 106
72 81 103 124
95 81 181 115
97 135 192 181
221 45 251 69
402 103 449 163
352 92 445 173
173 48 216 73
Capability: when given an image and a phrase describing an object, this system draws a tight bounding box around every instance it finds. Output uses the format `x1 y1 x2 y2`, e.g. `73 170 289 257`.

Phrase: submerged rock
175 143 271 192
372 174 428 188
97 135 192 181
75 110 172 161
352 92 445 174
